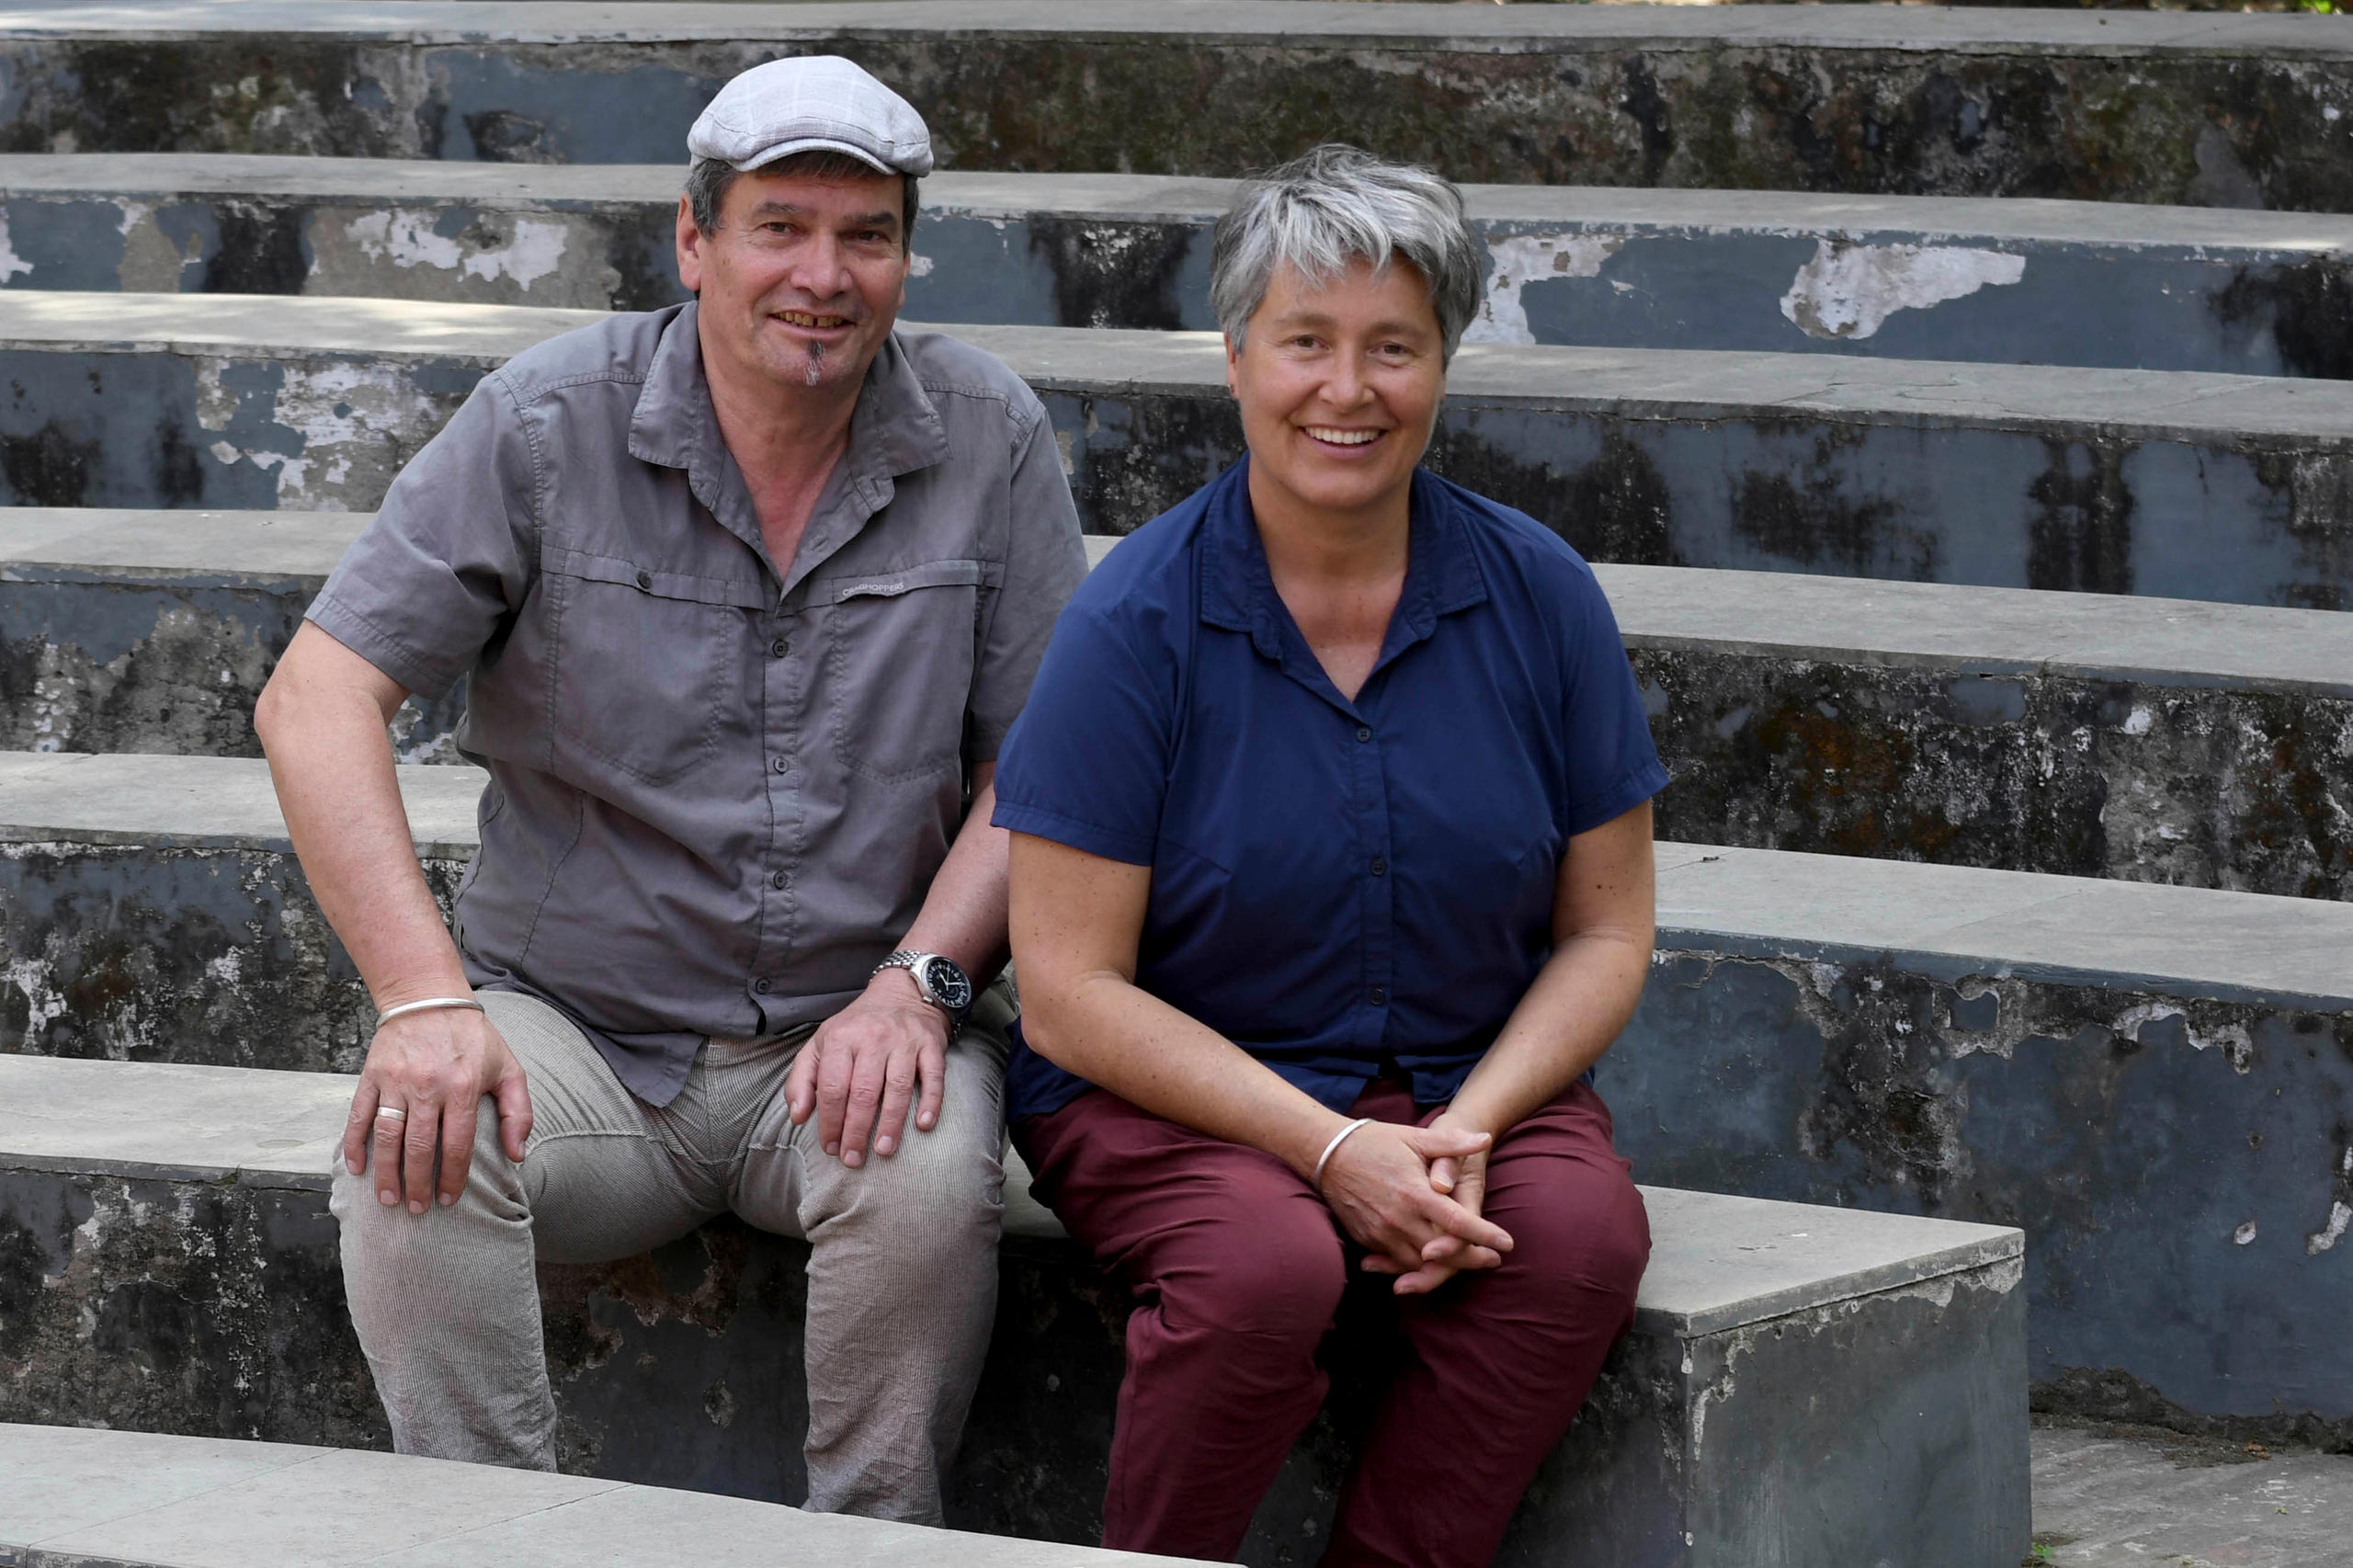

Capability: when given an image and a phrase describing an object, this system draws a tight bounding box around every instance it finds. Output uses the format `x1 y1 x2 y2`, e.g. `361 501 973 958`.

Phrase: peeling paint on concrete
0 211 34 286
1619 949 2353 1433
1780 242 2027 340
339 208 569 289
2308 1145 2353 1255
190 355 464 510
1467 233 1625 346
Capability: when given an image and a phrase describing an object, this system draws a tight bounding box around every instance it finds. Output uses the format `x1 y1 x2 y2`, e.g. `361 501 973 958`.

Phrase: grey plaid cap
688 56 934 177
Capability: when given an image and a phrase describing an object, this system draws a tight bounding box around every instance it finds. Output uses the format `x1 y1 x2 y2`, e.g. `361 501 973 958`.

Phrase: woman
992 145 1665 1567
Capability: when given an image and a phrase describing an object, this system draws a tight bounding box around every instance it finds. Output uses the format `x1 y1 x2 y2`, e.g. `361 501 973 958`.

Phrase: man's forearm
891 774 1013 987
257 631 468 1008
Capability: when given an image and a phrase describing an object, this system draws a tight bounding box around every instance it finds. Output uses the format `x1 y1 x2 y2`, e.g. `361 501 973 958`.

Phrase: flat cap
688 56 934 178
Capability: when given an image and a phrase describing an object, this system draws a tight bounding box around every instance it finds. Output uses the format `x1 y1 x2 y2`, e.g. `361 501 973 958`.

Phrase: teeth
780 312 850 328
1306 427 1381 446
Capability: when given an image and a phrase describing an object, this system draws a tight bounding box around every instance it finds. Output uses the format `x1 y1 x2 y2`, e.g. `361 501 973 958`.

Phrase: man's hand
344 1006 532 1214
787 969 953 1167
1316 1119 1512 1295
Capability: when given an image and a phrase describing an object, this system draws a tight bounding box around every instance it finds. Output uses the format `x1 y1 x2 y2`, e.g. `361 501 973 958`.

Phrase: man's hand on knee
344 1008 533 1214
788 971 953 1168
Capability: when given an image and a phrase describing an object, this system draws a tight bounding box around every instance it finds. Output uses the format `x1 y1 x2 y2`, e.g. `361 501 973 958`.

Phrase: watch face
921 957 973 1013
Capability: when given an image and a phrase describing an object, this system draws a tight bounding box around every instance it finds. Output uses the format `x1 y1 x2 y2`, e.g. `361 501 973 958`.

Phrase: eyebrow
740 199 901 232
1267 309 1434 337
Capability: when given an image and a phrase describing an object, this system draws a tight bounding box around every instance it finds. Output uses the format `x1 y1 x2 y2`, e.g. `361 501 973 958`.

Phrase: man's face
676 165 911 400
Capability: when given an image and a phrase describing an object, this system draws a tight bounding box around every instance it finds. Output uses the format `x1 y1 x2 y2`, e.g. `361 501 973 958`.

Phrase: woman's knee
1488 1161 1650 1308
1156 1207 1348 1346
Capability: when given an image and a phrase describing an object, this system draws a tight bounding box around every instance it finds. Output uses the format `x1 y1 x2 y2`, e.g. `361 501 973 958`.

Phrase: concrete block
5 293 2353 607
0 1057 2029 1567
0 753 2338 1441
0 751 477 1073
9 155 2353 378
0 4 2347 209
11 512 2353 896
0 1424 1189 1568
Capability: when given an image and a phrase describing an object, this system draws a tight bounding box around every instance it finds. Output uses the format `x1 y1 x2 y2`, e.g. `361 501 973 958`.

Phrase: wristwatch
874 949 975 1028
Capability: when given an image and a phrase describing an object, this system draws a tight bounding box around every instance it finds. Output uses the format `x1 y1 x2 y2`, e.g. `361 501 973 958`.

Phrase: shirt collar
1200 460 1491 665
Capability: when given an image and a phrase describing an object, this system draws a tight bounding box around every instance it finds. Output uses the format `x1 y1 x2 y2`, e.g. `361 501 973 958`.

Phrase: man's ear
675 193 705 294
1223 334 1241 399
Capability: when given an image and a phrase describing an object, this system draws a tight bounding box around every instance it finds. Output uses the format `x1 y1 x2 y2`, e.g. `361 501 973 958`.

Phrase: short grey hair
684 150 919 248
1210 145 1482 362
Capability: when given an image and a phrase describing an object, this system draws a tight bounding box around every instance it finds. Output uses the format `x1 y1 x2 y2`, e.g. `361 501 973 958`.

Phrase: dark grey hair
1210 145 1481 362
684 150 919 248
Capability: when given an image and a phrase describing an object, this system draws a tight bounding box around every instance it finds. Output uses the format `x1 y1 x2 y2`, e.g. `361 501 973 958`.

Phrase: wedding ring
374 1107 408 1121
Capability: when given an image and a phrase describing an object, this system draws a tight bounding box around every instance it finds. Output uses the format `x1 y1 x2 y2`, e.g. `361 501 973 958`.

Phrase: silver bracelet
373 996 486 1029
1313 1117 1373 1188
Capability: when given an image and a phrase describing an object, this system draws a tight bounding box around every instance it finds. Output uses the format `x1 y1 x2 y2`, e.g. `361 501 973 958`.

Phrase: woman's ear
1223 333 1241 399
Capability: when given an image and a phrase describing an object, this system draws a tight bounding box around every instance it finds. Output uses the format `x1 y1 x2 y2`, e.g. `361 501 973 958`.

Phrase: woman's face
1225 255 1446 524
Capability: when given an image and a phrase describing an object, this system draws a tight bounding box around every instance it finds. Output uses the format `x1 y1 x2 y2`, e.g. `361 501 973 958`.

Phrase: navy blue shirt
993 460 1668 1121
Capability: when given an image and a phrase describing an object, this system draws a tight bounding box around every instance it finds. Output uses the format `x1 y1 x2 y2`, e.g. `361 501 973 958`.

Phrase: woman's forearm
1029 975 1351 1180
1442 929 1650 1138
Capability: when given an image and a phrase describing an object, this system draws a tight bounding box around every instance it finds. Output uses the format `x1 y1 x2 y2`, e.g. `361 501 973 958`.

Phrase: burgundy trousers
1015 1077 1650 1567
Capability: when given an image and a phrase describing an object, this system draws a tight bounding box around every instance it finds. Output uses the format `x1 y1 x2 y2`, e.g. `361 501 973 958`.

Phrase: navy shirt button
769 870 789 889
1355 726 1372 743
770 637 790 658
753 978 772 994
1369 986 1387 1006
1370 857 1387 876
771 756 789 774
634 569 653 590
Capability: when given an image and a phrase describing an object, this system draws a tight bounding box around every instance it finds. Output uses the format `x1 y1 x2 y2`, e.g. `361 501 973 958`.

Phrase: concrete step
0 749 2343 1444
3 292 2350 608
11 155 2353 379
9 511 2350 899
0 3 2347 209
0 1424 1192 1568
0 1060 2031 1567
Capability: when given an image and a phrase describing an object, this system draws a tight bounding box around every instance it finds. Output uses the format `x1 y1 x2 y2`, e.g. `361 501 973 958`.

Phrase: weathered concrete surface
14 512 2352 896
0 509 465 762
14 157 2353 378
1609 569 2353 901
0 759 2336 1437
7 294 2353 608
0 1058 2029 1567
1622 842 2353 1448
2031 1424 2353 1568
1 4 2352 210
0 752 479 1073
0 1426 1193 1568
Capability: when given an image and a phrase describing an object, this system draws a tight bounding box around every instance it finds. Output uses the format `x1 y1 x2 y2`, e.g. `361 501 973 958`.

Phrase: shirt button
1356 726 1372 744
770 637 790 658
634 569 653 590
754 978 772 994
769 869 789 889
1370 857 1387 876
771 756 789 774
1369 986 1387 1006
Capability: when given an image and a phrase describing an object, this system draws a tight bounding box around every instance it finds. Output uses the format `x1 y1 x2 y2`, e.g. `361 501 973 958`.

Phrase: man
255 57 1086 1522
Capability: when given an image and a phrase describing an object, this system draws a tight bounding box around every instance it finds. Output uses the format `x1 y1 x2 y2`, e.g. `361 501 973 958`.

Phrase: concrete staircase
4 3 2352 1563
8 155 2353 377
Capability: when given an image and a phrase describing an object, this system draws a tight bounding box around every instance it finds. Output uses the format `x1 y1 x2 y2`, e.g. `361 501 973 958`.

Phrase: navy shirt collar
1199 460 1491 699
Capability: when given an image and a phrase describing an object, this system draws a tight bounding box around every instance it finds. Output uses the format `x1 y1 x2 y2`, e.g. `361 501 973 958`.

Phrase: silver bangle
373 996 485 1029
1313 1118 1373 1188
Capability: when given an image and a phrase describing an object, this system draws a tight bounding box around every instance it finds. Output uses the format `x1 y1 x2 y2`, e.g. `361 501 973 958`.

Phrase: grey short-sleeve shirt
308 302 1086 1104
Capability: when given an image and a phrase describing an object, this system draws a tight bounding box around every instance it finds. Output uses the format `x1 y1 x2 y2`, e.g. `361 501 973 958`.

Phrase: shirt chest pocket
811 558 985 785
545 549 763 786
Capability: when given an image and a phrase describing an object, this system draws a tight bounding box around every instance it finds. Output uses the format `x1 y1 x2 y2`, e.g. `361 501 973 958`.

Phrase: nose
785 228 853 302
1324 349 1375 410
